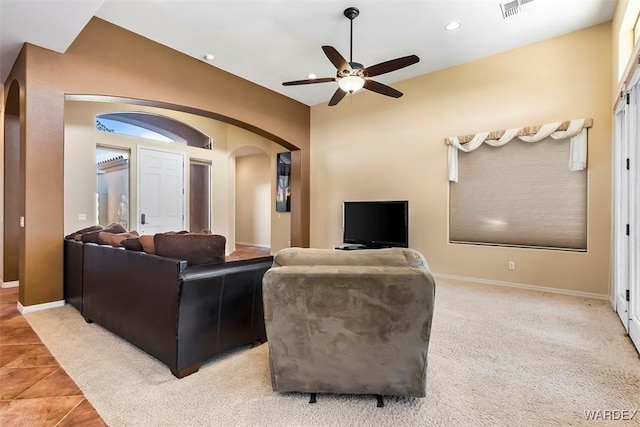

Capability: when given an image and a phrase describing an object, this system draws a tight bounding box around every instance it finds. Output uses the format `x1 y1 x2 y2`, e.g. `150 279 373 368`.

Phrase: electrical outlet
508 261 515 270
78 213 87 221
19 216 24 228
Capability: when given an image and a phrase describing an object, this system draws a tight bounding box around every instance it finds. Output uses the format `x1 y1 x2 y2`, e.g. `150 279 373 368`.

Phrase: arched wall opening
231 146 286 253
65 98 291 256
3 80 22 287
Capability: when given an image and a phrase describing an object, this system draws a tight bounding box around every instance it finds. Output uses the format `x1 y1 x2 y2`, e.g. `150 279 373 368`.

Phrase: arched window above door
96 111 212 150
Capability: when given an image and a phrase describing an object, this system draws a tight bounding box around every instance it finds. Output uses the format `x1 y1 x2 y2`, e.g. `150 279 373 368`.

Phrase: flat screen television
342 200 409 248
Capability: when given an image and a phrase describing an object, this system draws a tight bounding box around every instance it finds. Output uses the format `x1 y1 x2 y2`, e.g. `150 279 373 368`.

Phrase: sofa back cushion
138 235 156 254
154 233 226 266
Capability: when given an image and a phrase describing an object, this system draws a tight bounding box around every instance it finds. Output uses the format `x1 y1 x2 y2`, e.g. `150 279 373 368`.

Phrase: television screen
343 200 408 248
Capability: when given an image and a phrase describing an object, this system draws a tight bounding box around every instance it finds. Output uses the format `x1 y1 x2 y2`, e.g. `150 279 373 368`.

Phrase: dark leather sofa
64 239 85 314
64 239 272 378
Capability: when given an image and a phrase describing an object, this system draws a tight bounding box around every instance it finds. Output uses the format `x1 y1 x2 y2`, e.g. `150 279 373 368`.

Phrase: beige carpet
25 278 640 426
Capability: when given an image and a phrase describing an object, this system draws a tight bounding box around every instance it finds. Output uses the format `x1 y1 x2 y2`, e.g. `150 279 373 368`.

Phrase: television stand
335 245 390 251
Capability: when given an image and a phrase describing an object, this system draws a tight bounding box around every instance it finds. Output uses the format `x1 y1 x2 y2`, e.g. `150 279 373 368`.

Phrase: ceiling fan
282 7 420 106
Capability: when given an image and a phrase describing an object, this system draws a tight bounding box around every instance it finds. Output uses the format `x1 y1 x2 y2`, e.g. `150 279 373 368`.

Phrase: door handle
141 213 146 225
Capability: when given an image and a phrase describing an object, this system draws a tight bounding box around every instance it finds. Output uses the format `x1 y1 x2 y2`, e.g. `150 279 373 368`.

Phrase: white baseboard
2 281 19 288
431 272 608 300
18 300 65 314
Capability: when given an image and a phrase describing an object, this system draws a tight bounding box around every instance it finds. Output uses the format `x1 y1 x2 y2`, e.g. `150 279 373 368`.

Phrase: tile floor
0 244 271 426
0 286 106 426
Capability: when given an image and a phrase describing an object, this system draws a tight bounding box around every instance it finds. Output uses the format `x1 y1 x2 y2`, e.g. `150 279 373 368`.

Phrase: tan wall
236 154 271 247
4 17 309 306
0 82 3 284
310 23 612 296
3 114 19 282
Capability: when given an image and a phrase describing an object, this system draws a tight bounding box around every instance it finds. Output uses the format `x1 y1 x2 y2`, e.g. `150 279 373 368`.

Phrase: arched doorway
232 147 272 251
3 80 23 286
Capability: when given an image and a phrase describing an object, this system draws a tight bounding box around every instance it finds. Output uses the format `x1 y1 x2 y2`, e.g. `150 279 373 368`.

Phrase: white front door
138 147 185 234
614 78 640 355
629 86 640 353
614 95 630 331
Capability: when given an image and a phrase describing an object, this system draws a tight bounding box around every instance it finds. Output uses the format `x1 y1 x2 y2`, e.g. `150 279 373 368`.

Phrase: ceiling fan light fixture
338 75 365 93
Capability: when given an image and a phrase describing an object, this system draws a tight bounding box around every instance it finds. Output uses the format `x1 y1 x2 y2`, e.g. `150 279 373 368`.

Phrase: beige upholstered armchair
262 247 436 407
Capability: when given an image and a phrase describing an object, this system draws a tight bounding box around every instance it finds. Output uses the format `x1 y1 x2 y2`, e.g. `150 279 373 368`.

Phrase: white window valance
446 118 591 182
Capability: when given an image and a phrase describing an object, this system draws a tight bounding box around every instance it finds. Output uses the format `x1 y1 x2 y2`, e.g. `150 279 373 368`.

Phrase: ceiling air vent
501 0 534 19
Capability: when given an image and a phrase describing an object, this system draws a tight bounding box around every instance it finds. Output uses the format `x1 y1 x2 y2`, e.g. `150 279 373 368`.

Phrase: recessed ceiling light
203 54 215 61
445 21 461 31
307 73 317 79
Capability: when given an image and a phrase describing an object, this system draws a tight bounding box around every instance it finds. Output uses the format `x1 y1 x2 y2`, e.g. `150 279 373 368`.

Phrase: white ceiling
0 0 617 106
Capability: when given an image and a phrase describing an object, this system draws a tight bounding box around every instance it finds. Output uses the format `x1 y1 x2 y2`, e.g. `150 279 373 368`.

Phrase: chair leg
376 395 384 408
309 393 317 404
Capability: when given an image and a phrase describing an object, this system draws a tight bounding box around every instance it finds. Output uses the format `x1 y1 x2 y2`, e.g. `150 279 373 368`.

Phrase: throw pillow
80 223 128 244
105 223 127 234
65 225 102 240
154 233 226 266
98 232 115 245
80 230 104 244
111 231 140 247
138 235 156 254
121 237 143 251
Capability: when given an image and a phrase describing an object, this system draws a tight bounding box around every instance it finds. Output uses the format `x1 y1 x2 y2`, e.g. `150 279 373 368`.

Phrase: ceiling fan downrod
344 7 359 65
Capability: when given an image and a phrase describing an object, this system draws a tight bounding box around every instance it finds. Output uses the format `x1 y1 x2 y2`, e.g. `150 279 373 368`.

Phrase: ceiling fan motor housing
344 7 359 20
340 62 364 77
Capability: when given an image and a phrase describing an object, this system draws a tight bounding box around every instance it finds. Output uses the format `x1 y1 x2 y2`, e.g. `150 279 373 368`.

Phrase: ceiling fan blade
363 55 420 78
363 79 403 98
328 88 347 106
322 46 351 73
283 77 336 86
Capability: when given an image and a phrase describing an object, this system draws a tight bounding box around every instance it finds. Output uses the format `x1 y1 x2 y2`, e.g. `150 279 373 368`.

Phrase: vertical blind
449 136 587 250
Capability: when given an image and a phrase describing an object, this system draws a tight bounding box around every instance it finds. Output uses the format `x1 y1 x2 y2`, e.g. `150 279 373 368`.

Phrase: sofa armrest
176 257 273 370
82 243 186 370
